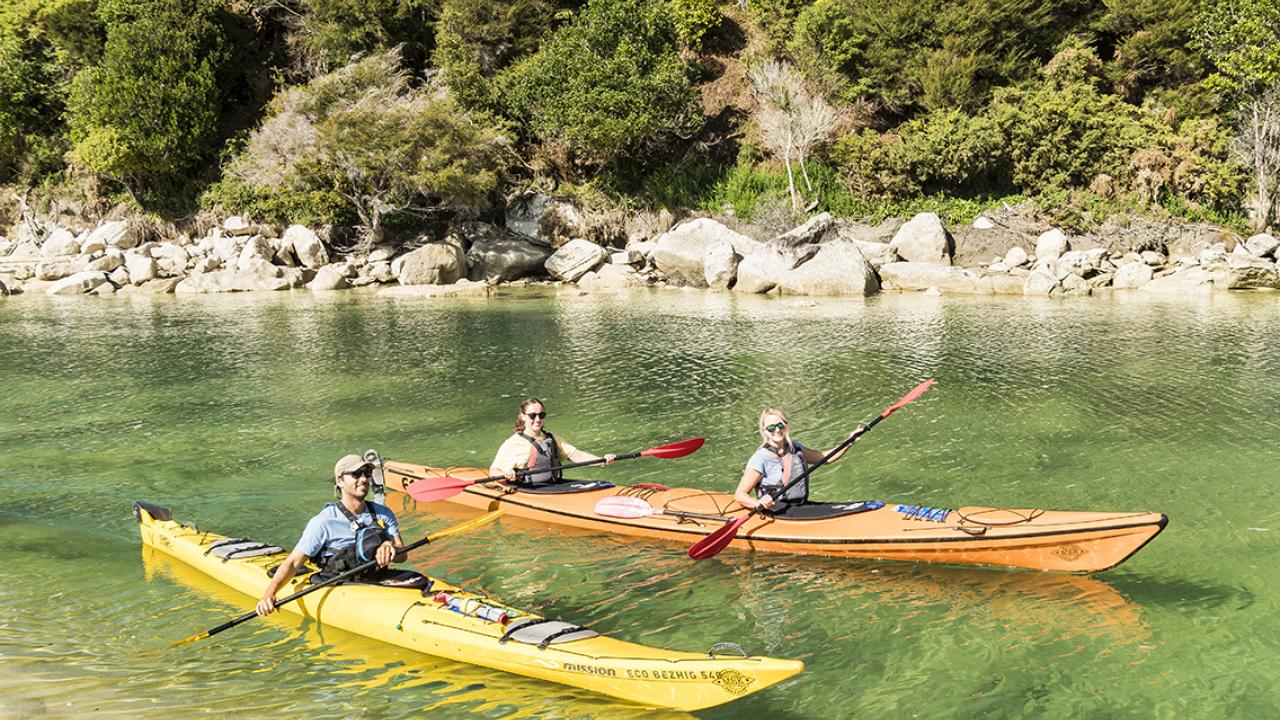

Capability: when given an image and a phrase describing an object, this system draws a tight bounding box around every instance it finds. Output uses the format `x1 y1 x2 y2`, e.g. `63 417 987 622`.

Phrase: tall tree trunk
784 133 798 212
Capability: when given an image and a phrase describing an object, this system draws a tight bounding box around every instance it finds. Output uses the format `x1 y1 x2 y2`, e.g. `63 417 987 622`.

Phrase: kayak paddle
170 509 504 648
594 495 732 522
688 378 936 560
402 437 705 503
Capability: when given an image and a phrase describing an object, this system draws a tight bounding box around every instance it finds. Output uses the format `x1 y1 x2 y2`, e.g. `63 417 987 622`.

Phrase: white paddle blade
593 496 657 519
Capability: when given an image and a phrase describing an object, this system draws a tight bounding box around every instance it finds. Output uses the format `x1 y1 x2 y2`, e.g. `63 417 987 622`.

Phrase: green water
1 289 1277 719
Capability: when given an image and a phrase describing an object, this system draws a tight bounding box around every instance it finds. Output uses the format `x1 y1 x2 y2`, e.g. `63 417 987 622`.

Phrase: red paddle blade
640 437 705 459
594 496 657 519
687 514 751 560
405 476 476 503
880 378 935 418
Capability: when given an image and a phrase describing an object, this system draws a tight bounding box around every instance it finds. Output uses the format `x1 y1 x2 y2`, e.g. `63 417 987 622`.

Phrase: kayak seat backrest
205 538 285 561
499 618 599 649
518 481 614 495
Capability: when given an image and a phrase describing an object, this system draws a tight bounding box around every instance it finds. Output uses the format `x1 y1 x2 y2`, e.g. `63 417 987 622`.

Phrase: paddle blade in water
687 514 752 560
880 378 935 418
640 437 705 459
405 476 477 503
594 496 657 519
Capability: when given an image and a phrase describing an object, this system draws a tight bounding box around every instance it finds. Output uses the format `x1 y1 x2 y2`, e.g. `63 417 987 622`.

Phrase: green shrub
896 108 1006 193
668 0 720 51
299 0 440 73
497 0 698 170
432 0 551 111
210 50 507 242
66 0 226 184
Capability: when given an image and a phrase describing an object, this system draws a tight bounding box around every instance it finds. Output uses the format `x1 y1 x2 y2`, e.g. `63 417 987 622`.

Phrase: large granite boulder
308 264 350 290
505 193 584 247
653 219 759 288
1112 262 1154 289
174 259 292 293
773 212 836 247
703 240 739 289
35 259 74 281
545 239 607 282
151 243 190 275
836 217 902 244
397 243 466 285
1035 229 1070 261
1139 268 1221 295
847 240 897 269
285 225 329 269
224 216 257 236
889 213 952 265
46 271 108 295
41 228 80 257
733 247 790 294
878 262 982 294
125 253 158 284
83 220 141 250
577 263 648 290
1244 233 1279 258
466 225 553 282
778 240 879 296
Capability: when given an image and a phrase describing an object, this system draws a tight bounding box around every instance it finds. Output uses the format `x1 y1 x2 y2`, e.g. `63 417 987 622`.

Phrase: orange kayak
383 463 1167 573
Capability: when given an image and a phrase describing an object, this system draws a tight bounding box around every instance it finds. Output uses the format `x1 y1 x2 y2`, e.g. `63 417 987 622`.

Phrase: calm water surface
1 288 1277 718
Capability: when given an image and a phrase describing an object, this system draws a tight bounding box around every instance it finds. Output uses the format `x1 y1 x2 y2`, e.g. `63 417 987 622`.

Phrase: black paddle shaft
201 534 434 640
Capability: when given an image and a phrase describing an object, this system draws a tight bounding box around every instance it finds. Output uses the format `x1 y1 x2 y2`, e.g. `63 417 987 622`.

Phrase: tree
750 61 838 211
1194 0 1280 227
497 0 698 172
66 0 227 186
217 50 507 245
432 0 550 112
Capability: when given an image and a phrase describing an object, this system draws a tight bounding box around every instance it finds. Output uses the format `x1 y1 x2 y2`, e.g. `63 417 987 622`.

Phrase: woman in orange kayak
733 407 854 514
490 397 615 487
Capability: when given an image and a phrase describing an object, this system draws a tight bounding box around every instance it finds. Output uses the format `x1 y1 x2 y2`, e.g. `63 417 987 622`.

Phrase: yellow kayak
135 501 802 711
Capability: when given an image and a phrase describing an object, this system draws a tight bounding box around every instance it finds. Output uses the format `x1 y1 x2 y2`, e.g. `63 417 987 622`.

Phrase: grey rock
653 219 760 288
779 240 879 296
703 240 739 290
1035 229 1070 262
848 240 897 269
41 228 80 257
505 193 584 247
773 212 835 247
1140 250 1167 266
397 243 466 285
890 213 953 265
1245 233 1279 258
1139 267 1220 295
578 264 648 290
224 216 257 236
465 226 553 282
1226 266 1280 290
308 265 350 290
879 262 983 294
546 239 607 282
126 254 159 284
35 260 74 281
85 253 124 273
46 271 108 295
378 279 492 298
1112 262 1154 289
285 225 329 269
1003 246 1029 267
733 247 790 294
83 221 141 250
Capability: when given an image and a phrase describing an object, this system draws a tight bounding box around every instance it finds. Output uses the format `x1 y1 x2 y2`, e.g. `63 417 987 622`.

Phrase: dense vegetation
2 0 1278 238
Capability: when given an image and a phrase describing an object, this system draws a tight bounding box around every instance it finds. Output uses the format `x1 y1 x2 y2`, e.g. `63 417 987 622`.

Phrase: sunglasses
764 422 787 433
348 467 374 480
525 412 547 420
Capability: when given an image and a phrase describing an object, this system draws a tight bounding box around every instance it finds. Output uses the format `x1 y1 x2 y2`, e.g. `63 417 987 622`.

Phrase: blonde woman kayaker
490 397 615 487
733 407 854 514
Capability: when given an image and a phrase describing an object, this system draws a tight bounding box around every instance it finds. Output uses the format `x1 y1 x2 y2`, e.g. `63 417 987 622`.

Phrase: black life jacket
314 501 392 582
518 431 561 486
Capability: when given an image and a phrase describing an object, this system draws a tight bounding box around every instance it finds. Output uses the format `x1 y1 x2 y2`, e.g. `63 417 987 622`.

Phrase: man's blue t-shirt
294 502 400 562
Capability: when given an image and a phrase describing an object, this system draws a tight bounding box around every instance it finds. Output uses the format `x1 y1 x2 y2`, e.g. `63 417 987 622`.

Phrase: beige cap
334 454 373 479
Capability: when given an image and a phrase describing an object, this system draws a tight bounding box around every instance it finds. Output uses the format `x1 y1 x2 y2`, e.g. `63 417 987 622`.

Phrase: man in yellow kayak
256 454 410 616
490 397 615 487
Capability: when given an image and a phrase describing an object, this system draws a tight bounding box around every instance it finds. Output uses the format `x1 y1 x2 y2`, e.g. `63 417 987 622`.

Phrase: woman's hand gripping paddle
403 437 705 503
169 509 504 648
687 378 936 560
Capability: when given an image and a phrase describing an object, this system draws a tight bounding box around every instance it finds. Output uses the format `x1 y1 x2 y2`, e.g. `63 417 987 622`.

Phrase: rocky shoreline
1 194 1275 300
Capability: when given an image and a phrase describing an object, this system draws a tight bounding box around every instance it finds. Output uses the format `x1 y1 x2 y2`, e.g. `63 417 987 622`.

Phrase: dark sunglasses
348 466 374 480
525 412 547 420
764 421 787 433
